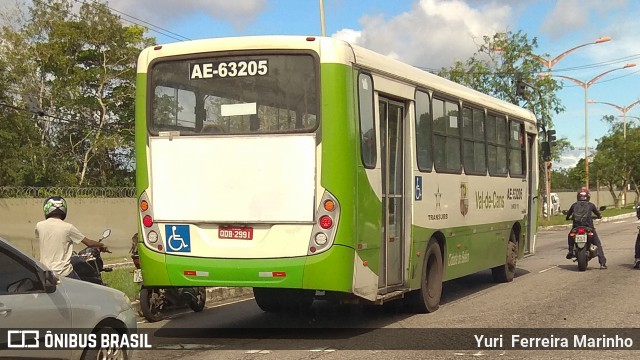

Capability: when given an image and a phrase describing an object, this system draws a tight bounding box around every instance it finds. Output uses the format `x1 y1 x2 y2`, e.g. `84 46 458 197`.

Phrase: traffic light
547 129 557 147
515 76 526 97
541 141 551 161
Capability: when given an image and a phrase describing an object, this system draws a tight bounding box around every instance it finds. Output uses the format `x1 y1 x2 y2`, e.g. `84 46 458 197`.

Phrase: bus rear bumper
140 245 355 292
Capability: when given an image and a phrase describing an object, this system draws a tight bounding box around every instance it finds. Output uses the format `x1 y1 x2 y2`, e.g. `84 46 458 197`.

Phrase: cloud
332 0 514 69
540 0 627 39
107 0 267 31
556 149 583 169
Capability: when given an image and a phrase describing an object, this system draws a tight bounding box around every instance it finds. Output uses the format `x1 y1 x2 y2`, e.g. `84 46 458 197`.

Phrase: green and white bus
135 35 539 313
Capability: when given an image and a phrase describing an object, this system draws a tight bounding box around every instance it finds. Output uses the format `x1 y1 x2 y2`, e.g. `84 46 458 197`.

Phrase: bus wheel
408 239 443 313
491 230 518 283
253 288 314 313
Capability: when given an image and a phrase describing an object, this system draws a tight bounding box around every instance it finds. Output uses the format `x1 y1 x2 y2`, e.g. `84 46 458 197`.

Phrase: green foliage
590 118 640 207
438 31 567 211
101 265 139 302
438 30 565 130
0 0 155 187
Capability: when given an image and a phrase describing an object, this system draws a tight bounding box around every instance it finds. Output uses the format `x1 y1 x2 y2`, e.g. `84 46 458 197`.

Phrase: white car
543 193 561 216
0 236 137 360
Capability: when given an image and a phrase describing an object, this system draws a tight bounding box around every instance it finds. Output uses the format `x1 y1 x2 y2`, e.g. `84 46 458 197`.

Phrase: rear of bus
135 37 358 298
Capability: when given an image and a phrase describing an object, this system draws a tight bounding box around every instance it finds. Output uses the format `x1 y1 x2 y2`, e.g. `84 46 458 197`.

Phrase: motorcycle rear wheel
189 287 207 312
140 287 165 322
576 247 588 272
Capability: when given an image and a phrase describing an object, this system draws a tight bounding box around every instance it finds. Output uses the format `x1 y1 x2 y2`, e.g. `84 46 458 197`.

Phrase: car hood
58 277 134 329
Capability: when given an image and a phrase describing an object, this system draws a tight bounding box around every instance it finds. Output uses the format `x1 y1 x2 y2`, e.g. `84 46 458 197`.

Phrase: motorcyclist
35 196 109 279
564 188 607 269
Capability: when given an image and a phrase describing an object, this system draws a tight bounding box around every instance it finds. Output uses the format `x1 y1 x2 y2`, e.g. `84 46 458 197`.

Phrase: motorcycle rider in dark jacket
564 188 607 269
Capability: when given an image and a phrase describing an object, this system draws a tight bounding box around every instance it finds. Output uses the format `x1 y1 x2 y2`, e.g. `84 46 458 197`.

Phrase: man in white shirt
35 196 108 279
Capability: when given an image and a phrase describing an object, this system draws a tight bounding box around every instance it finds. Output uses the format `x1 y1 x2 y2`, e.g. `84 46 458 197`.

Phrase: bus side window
415 90 432 171
358 72 376 168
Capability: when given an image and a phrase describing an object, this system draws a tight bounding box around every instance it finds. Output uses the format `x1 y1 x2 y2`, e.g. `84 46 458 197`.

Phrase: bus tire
253 288 314 313
491 230 518 283
408 239 443 313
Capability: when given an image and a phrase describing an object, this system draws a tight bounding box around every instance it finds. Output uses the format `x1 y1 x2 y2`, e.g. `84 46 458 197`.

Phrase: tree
438 31 566 217
0 0 155 187
438 31 564 130
591 116 640 208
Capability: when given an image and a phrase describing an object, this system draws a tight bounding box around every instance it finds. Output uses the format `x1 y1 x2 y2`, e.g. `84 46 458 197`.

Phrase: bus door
378 98 405 289
525 133 537 254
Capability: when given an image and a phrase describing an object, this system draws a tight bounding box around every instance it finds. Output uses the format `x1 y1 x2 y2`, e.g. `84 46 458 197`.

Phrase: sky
44 0 640 168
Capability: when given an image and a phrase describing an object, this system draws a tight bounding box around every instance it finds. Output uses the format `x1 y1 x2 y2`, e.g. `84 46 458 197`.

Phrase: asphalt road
134 215 640 360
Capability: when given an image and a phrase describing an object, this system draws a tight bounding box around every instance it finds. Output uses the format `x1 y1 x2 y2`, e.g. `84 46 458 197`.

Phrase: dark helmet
43 196 67 220
577 187 590 201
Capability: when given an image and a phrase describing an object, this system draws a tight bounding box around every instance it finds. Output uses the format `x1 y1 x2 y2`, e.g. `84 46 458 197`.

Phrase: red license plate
218 226 253 240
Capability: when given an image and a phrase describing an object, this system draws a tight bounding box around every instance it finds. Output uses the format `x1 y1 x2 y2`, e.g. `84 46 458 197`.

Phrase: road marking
539 265 558 273
613 221 625 224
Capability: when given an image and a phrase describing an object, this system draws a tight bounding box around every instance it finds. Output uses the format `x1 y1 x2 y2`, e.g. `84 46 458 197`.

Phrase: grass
538 204 636 227
101 265 139 302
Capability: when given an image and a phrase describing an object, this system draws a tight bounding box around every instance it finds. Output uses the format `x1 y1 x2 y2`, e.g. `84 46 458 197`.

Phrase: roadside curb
539 212 636 231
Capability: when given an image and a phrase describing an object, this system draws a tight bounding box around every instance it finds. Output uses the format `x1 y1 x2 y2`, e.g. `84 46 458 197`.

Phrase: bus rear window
149 54 319 134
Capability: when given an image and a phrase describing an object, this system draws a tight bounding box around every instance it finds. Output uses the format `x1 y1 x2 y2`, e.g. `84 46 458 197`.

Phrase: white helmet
43 196 67 220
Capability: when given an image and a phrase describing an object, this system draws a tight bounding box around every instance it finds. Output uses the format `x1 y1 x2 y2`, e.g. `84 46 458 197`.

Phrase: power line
552 54 640 73
75 0 191 42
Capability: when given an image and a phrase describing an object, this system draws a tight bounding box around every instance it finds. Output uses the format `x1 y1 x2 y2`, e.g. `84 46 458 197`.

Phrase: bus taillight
143 215 154 227
308 190 340 255
323 200 335 212
314 233 328 245
319 215 333 229
140 200 149 211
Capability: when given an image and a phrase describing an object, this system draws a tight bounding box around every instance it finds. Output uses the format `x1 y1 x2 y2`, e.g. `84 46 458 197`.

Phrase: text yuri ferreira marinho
474 333 634 349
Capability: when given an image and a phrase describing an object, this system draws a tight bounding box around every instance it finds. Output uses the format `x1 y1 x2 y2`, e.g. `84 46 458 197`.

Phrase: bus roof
139 35 537 123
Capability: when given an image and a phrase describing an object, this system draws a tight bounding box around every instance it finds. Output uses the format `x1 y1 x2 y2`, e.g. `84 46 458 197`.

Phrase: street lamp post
527 36 610 219
540 63 637 190
587 99 640 139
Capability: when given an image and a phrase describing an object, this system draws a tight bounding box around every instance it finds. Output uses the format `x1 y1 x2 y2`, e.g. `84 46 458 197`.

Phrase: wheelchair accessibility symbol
165 225 191 252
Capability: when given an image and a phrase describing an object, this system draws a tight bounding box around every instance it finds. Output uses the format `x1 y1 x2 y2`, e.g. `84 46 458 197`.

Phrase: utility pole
319 0 326 36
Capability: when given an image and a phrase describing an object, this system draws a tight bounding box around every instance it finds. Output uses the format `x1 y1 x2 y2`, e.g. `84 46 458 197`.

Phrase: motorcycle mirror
561 210 568 215
101 229 111 239
599 206 606 211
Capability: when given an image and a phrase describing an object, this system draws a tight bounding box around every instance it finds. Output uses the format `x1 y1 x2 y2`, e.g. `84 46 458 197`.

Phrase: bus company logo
448 250 470 266
434 185 442 211
460 182 469 216
475 191 505 209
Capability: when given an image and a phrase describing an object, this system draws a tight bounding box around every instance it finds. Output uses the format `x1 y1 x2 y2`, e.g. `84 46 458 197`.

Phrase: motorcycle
130 234 207 322
562 206 607 271
70 229 113 285
568 225 598 271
